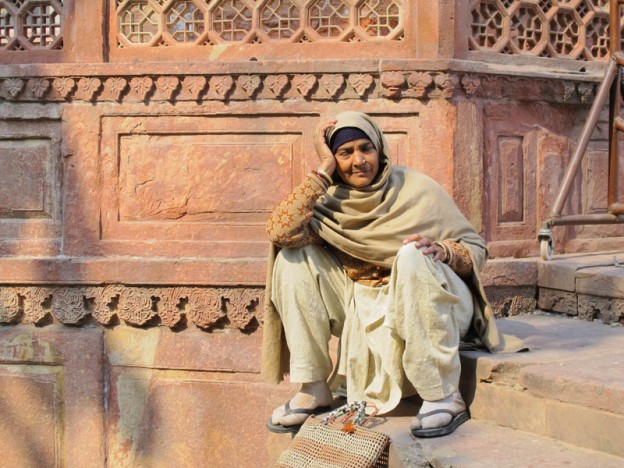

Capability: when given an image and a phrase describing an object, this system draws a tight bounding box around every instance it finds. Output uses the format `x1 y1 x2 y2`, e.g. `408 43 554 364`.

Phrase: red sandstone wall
1 1 623 466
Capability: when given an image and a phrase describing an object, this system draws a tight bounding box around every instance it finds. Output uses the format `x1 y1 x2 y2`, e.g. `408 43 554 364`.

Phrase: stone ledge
386 418 623 468
537 252 624 292
0 257 267 285
461 315 624 458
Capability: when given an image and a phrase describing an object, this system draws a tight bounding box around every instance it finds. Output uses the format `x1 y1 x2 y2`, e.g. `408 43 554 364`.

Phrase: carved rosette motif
78 77 103 101
130 76 154 100
0 288 20 323
0 71 598 104
105 77 128 101
348 74 374 97
0 286 265 329
117 287 155 325
156 76 180 100
53 77 76 99
407 72 432 98
319 74 344 98
3 78 25 97
237 75 262 98
266 74 289 97
209 75 234 99
186 287 224 328
51 287 88 324
29 78 50 98
292 74 317 98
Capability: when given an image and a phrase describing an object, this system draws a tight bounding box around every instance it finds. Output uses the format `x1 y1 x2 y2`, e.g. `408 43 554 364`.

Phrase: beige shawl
261 112 523 384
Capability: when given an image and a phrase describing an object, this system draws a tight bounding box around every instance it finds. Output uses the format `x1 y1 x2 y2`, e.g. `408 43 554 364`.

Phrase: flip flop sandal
266 400 331 434
410 409 470 438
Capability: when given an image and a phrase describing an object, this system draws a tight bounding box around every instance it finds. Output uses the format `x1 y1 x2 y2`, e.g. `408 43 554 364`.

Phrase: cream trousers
271 243 474 412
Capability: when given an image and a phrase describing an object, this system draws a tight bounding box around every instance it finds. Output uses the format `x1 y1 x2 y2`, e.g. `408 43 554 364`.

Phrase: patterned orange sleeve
266 173 328 248
438 240 474 278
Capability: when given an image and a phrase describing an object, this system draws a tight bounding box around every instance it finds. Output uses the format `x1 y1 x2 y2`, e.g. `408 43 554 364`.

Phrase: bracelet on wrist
312 169 332 188
315 168 333 185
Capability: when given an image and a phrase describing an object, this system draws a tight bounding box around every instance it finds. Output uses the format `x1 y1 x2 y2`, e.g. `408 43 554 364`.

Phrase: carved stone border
0 285 265 330
0 72 597 104
537 287 624 324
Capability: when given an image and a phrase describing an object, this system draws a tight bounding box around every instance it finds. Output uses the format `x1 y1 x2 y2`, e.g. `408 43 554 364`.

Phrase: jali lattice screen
470 0 622 61
0 0 63 50
115 0 404 46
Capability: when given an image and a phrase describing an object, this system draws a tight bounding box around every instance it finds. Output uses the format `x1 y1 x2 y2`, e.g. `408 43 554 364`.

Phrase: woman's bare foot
270 380 333 428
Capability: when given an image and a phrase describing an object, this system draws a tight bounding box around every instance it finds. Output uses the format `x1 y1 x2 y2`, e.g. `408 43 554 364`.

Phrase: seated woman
262 111 520 438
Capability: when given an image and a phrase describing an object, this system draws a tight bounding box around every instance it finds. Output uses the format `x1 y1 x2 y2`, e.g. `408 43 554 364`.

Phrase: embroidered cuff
438 240 473 278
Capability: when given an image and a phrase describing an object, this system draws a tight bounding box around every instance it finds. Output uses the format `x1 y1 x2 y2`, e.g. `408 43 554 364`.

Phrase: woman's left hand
403 234 445 262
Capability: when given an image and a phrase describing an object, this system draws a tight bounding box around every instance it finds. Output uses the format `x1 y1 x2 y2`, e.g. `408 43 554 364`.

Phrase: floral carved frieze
0 72 597 104
0 285 265 331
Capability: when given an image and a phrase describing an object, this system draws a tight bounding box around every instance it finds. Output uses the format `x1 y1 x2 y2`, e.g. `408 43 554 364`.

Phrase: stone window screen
114 0 404 47
469 0 623 61
0 0 63 51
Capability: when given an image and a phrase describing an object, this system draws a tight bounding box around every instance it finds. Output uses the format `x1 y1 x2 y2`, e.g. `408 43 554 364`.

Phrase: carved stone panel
483 108 537 252
0 118 62 256
0 139 51 217
91 114 315 258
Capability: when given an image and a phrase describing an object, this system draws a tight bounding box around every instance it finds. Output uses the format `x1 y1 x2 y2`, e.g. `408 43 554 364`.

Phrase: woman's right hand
314 119 337 175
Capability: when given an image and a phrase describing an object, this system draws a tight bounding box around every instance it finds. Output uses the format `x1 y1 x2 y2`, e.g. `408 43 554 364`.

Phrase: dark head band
329 127 371 154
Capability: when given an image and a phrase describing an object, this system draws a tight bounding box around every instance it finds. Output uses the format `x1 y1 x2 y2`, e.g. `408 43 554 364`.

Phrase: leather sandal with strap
410 408 470 438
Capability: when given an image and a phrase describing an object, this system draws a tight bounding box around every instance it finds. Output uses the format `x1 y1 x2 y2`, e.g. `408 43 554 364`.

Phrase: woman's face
334 138 380 188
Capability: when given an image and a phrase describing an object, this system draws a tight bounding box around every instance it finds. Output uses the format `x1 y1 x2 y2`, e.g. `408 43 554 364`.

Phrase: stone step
537 251 624 321
382 417 624 468
270 315 624 465
481 251 624 322
460 314 624 459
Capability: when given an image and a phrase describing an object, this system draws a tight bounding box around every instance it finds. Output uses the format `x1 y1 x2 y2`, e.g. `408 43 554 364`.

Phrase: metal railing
538 0 624 260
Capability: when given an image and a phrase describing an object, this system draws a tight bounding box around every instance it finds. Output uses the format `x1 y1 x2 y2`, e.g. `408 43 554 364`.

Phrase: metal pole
608 0 621 208
550 58 619 217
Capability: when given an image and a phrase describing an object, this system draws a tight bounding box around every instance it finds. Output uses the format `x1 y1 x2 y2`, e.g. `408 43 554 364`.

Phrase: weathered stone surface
0 326 105 467
107 368 296 468
390 418 624 467
470 383 548 436
485 286 537 317
457 315 624 458
576 294 624 324
519 353 624 417
481 258 538 287
576 264 624 298
0 368 60 467
538 287 577 315
538 253 621 292
106 326 262 372
547 400 624 458
0 257 268 285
